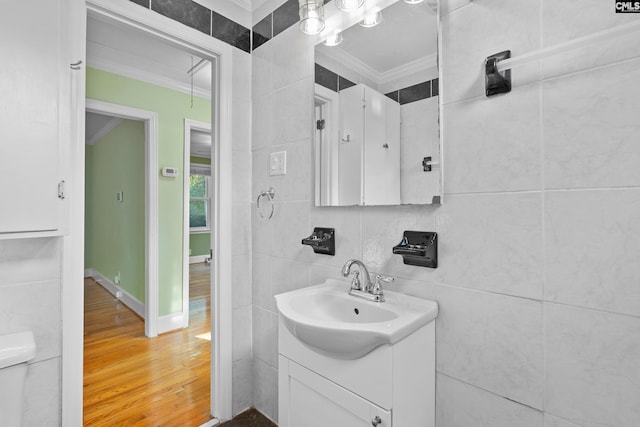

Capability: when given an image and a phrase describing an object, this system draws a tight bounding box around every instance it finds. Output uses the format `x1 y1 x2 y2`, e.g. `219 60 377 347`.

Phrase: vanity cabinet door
279 356 392 427
0 0 69 235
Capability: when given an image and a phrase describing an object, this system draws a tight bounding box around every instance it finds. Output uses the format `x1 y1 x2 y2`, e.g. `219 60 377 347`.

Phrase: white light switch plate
270 151 287 176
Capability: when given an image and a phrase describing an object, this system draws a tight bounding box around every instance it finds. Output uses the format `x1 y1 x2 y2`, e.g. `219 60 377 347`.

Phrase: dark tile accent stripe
273 0 299 38
315 64 339 92
252 14 272 51
339 76 356 91
315 63 438 103
212 11 251 53
431 77 439 97
151 0 212 35
130 0 150 7
385 90 400 102
399 81 431 105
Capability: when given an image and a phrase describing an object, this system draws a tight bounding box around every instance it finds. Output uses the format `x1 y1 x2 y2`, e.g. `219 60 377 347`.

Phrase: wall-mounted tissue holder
392 230 438 268
302 227 335 256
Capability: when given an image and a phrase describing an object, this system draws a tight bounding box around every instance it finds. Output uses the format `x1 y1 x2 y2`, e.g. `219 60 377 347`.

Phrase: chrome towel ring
257 187 275 220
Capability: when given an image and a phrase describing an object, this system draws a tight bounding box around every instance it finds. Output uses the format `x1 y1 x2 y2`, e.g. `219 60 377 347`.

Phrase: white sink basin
275 279 438 359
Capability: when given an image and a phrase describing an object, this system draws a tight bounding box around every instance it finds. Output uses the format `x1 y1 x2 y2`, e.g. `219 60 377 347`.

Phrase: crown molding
87 41 211 100
322 46 438 87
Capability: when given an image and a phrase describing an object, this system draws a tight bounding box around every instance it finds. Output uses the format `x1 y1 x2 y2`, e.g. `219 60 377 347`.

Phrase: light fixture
335 0 364 12
299 0 325 35
359 11 383 28
323 32 343 47
403 0 424 4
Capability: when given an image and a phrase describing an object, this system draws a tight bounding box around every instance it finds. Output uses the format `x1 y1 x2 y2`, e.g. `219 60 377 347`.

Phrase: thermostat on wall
162 167 179 178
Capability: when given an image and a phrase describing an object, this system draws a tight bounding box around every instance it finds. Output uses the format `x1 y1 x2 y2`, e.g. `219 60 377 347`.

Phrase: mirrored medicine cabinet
313 0 442 207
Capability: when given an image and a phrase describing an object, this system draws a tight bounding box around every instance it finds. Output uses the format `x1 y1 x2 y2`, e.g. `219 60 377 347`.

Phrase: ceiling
86 15 212 151
85 112 122 145
191 129 212 159
317 1 437 80
87 15 212 99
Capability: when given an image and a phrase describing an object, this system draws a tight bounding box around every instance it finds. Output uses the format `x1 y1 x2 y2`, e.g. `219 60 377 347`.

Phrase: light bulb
359 11 383 28
299 0 325 35
335 0 364 12
323 32 343 46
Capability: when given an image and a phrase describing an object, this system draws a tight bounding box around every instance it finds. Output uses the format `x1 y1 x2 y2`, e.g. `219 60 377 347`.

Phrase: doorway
63 1 236 422
183 119 213 326
84 100 159 337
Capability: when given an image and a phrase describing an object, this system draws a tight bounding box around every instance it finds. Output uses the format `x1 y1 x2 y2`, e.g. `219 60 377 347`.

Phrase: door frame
85 99 159 338
182 119 212 327
62 0 235 423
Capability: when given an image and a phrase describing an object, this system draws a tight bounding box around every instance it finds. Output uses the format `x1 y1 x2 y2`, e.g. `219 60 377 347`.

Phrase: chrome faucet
341 259 372 292
341 259 394 302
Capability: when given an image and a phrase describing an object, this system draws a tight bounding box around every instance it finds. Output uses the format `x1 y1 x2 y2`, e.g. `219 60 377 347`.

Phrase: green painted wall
85 120 146 301
189 155 211 257
86 67 211 315
190 155 211 165
190 233 210 257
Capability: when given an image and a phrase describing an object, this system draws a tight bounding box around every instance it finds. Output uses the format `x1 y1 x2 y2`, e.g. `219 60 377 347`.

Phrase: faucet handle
374 274 394 284
349 271 362 291
371 274 394 296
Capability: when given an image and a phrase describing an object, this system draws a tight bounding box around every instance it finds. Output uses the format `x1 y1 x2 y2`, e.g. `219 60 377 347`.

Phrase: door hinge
316 119 325 130
58 180 65 199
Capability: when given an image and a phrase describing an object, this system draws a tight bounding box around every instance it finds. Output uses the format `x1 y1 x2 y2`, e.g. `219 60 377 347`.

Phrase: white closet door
0 0 68 234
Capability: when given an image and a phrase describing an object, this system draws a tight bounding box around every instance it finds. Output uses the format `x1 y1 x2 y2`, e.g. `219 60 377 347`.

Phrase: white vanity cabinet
338 84 401 206
0 0 75 236
278 318 435 427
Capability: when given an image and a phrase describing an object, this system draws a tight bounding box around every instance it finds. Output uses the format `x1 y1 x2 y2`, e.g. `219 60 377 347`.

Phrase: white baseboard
86 268 145 319
189 254 210 264
197 419 220 427
158 312 186 334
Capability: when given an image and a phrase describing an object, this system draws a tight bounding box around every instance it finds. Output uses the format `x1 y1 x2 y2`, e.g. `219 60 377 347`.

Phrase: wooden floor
84 263 212 426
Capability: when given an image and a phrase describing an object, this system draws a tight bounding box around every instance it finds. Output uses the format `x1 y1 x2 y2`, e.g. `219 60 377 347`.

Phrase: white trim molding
85 98 159 339
158 312 186 334
190 254 210 264
64 0 236 423
183 119 212 330
85 268 145 318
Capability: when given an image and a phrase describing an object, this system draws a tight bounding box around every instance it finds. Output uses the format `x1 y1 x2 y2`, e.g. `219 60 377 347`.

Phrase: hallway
83 264 212 426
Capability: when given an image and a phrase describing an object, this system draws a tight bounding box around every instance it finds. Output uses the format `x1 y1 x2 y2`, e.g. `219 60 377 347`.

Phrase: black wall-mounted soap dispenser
302 227 335 256
392 230 438 268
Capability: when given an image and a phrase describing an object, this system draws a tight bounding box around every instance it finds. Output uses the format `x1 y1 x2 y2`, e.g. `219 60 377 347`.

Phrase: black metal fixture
392 230 438 268
485 50 511 97
302 227 335 256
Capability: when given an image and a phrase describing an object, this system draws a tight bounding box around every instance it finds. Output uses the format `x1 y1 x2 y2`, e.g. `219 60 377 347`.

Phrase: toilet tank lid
0 331 36 369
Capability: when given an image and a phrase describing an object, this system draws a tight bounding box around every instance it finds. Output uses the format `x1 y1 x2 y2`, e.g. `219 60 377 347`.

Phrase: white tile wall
436 374 543 427
23 357 61 427
545 189 640 317
443 84 542 194
435 285 544 409
543 58 640 190
250 0 640 424
544 414 583 427
545 303 640 427
0 238 61 425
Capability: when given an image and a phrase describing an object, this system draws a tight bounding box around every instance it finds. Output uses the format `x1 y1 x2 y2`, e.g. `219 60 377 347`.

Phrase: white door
0 0 68 234
363 87 401 205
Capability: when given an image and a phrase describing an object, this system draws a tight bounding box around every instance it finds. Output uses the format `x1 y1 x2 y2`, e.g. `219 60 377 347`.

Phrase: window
189 174 210 231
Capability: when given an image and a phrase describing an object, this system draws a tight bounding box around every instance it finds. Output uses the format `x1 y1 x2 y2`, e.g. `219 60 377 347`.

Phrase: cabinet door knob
371 416 382 426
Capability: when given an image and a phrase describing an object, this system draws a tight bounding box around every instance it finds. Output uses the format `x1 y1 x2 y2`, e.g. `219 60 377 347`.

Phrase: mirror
314 0 441 206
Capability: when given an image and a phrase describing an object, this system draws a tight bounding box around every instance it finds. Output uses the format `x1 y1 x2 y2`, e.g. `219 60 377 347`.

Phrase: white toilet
0 331 36 427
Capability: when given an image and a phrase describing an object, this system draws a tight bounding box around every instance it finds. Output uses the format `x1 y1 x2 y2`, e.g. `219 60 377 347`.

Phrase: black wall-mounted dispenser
392 230 438 268
302 227 335 256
